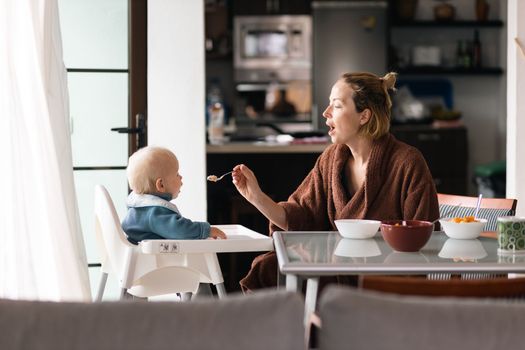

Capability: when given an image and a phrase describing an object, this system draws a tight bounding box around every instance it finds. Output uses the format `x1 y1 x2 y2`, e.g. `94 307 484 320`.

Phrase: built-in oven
233 15 313 131
234 15 312 82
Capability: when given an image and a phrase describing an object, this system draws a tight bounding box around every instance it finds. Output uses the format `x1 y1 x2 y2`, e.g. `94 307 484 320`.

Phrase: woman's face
322 80 369 144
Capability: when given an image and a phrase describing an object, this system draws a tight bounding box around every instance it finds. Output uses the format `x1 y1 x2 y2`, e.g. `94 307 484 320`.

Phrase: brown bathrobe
240 133 440 291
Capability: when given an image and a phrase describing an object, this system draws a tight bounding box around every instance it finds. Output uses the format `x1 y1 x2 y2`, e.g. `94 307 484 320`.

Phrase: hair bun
381 72 397 91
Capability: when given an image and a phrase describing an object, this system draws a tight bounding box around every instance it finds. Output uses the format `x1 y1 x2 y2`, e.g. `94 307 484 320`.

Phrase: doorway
58 0 147 299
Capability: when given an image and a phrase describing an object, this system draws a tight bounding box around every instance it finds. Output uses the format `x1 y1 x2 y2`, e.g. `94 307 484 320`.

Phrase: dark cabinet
207 150 320 232
233 0 310 15
391 126 468 195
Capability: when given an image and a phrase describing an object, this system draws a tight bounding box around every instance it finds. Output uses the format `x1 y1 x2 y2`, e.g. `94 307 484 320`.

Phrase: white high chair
93 185 226 301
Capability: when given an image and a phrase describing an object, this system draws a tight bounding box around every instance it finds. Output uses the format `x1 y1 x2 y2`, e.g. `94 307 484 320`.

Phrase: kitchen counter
207 142 330 154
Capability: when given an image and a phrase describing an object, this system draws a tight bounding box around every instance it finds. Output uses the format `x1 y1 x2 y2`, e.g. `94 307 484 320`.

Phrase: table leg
286 274 300 292
304 277 319 326
277 269 285 289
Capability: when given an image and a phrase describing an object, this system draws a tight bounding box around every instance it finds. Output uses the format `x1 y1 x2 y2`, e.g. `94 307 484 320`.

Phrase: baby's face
161 157 183 198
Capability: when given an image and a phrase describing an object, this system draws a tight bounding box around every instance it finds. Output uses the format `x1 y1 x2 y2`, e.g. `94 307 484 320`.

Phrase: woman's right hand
232 164 262 204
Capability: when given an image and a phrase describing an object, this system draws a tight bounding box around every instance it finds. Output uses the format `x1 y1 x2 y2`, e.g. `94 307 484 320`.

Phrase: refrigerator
312 1 387 131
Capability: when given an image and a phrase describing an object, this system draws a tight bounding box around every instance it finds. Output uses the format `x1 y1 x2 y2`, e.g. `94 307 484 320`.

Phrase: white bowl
438 238 487 260
334 219 381 239
334 238 381 258
439 218 487 239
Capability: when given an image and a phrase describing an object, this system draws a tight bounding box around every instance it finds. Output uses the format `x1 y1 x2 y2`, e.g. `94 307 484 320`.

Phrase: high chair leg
119 288 127 300
181 292 192 301
95 272 108 302
196 283 213 298
215 283 227 299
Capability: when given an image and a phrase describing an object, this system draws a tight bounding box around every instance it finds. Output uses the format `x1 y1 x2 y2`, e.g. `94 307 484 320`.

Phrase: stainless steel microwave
234 15 312 82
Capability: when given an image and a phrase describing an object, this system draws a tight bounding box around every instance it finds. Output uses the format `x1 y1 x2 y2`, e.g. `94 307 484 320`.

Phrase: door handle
110 127 142 133
111 113 147 149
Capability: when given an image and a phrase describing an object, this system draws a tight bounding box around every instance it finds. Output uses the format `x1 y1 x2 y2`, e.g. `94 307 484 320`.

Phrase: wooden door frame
129 0 147 155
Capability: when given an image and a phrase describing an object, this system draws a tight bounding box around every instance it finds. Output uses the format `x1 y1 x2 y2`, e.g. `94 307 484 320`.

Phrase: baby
121 146 226 243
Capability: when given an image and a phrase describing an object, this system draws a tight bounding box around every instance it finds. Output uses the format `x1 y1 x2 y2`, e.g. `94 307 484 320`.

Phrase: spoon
474 194 483 219
207 171 233 182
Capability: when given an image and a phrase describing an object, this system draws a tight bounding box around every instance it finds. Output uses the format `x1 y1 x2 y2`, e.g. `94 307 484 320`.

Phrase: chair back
318 286 525 350
438 193 517 231
94 185 135 282
0 290 305 350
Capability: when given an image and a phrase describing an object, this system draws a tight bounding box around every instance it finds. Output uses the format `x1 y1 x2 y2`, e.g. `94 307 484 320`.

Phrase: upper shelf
395 66 504 75
390 20 504 28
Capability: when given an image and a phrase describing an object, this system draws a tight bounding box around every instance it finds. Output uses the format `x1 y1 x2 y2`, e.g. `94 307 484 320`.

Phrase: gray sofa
3 286 525 350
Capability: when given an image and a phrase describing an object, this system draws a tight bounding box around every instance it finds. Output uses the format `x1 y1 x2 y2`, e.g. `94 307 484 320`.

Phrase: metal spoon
207 171 233 182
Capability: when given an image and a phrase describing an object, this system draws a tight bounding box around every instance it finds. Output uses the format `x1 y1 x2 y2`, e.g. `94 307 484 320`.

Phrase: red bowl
380 220 433 252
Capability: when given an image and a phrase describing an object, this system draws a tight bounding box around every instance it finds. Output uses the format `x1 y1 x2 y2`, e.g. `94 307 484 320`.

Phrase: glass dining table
273 230 525 324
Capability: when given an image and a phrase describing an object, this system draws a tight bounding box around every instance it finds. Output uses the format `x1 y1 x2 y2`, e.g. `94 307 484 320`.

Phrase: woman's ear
359 108 372 125
155 178 164 192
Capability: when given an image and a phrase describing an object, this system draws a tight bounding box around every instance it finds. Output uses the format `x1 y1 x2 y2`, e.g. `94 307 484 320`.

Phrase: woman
232 72 439 291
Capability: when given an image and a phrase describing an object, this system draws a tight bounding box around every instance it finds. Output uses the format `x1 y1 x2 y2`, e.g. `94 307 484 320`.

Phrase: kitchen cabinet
391 125 468 195
205 1 233 60
233 0 310 15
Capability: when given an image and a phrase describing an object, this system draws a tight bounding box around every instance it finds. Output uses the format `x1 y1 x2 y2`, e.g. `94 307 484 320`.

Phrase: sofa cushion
319 286 525 350
0 290 304 350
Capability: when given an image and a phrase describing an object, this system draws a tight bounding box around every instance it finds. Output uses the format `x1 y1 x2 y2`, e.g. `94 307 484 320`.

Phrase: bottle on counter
472 30 482 68
206 80 225 144
206 80 222 119
208 102 225 144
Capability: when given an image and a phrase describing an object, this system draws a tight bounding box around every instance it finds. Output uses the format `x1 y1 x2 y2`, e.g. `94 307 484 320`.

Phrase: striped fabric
439 204 515 231
427 273 506 281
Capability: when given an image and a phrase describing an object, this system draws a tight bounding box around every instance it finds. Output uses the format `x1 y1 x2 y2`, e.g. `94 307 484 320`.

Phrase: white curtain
0 0 91 301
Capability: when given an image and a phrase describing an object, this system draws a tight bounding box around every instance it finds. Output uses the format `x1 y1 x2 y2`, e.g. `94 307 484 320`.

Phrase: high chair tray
139 224 273 254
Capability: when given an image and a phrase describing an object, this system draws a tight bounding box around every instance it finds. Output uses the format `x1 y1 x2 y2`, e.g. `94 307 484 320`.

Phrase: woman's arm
232 164 288 230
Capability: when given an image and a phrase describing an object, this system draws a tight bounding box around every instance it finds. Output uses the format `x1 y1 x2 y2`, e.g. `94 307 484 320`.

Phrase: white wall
148 0 207 220
506 0 525 216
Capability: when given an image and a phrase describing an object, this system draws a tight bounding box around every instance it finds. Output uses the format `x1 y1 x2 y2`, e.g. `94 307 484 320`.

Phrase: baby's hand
210 227 227 239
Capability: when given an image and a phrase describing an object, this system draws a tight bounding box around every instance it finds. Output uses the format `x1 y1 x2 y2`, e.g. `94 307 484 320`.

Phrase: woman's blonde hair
339 71 397 140
127 146 178 194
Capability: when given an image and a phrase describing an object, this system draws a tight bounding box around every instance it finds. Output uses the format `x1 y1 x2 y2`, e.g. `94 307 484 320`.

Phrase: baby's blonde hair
127 146 178 194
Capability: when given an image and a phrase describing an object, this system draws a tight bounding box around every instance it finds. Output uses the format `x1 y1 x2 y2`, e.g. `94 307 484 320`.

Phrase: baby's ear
155 178 164 192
